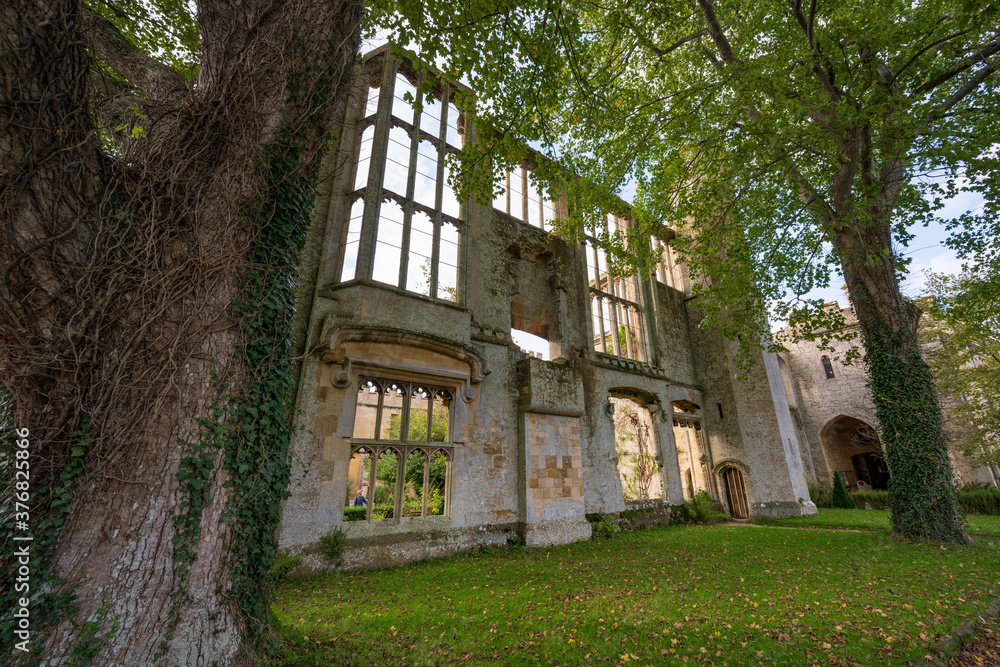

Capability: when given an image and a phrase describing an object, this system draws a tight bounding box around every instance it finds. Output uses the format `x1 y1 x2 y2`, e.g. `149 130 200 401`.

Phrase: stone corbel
605 400 616 417
331 357 352 388
461 382 477 403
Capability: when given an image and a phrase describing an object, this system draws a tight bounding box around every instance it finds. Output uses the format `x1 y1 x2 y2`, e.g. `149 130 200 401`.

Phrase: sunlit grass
274 525 1000 665
756 508 1000 536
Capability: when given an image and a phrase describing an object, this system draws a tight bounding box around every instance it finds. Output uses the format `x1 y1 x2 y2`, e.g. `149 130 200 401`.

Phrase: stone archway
820 415 888 490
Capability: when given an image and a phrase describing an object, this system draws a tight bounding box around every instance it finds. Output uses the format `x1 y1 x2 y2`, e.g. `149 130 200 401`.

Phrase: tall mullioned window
492 164 557 232
585 213 646 361
345 378 453 523
340 62 464 303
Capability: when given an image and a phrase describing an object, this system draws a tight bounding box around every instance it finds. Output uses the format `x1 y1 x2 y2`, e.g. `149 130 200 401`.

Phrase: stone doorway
820 415 887 490
721 467 749 519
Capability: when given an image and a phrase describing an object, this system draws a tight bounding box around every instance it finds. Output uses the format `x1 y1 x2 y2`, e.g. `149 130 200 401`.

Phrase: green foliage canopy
922 270 1000 472
379 0 999 367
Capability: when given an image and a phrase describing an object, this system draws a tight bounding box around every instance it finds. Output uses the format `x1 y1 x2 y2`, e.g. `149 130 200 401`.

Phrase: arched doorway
820 416 888 490
720 467 749 519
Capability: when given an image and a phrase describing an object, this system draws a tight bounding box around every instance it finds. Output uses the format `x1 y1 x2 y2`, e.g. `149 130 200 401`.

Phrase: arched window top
821 356 835 379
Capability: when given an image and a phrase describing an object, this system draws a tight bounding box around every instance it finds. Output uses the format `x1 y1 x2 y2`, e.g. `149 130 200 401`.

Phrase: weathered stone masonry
778 297 998 491
277 47 817 572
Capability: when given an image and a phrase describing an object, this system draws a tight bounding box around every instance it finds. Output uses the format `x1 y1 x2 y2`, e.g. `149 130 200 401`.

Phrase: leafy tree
405 448 448 492
922 271 1000 477
1 0 362 662
380 0 1000 543
831 471 854 509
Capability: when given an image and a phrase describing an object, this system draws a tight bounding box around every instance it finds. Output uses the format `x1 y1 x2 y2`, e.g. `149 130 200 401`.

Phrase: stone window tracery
339 65 464 303
585 213 646 361
492 164 557 231
344 378 453 522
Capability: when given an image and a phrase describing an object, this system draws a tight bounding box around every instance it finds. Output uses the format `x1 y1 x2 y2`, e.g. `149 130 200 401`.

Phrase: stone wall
780 300 997 489
276 48 818 573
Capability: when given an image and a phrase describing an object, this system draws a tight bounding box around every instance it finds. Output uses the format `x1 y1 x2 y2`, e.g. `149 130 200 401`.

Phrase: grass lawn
756 508 1000 536
274 525 1000 666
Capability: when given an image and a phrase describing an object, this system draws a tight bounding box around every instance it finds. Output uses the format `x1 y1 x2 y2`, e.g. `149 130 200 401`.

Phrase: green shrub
851 490 890 510
684 492 728 524
831 472 853 509
269 554 301 581
958 487 1000 515
807 482 832 508
342 506 366 522
961 481 995 491
319 528 347 567
669 504 690 525
588 514 620 538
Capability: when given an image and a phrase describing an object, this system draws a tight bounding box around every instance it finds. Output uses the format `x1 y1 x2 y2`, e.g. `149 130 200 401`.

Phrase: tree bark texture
833 223 968 543
1 0 362 663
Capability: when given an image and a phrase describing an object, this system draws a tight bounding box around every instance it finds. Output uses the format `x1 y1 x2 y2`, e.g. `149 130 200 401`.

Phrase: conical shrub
831 471 854 509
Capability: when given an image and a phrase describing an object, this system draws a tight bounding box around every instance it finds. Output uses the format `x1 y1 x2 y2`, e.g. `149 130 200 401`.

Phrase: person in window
351 489 367 507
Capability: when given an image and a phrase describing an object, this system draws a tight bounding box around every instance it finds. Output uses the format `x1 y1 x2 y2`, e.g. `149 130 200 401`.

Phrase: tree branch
788 1 841 101
938 57 997 114
913 39 1000 96
81 6 188 100
615 16 707 60
891 27 974 85
695 0 738 66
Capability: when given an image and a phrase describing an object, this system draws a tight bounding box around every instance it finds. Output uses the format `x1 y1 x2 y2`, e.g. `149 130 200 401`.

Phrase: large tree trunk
831 221 968 544
1 0 362 663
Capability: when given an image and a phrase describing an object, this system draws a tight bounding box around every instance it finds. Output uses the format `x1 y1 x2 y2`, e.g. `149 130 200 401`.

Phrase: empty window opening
512 329 550 360
510 260 559 360
372 448 399 519
419 92 443 136
354 125 375 190
493 164 558 231
413 140 438 208
611 397 662 502
717 403 724 419
586 214 645 361
382 125 411 196
363 81 381 118
650 235 677 288
445 100 463 148
403 449 449 517
822 356 835 379
340 199 364 282
391 73 417 122
345 378 453 523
